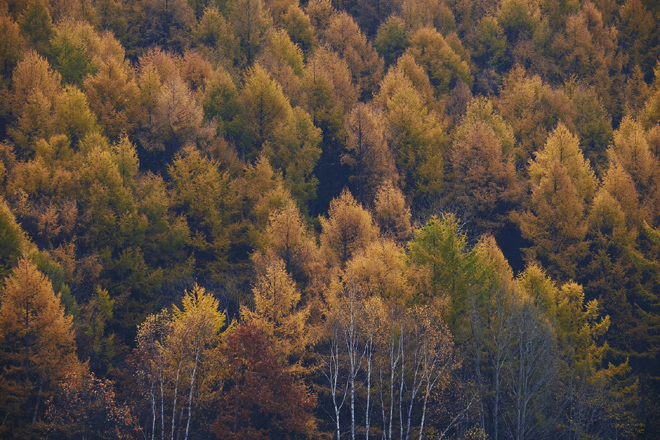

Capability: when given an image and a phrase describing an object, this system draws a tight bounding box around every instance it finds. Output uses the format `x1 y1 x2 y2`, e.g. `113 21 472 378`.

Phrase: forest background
0 0 659 438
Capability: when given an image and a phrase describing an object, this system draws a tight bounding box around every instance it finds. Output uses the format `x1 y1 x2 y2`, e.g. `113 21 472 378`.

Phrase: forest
0 0 659 438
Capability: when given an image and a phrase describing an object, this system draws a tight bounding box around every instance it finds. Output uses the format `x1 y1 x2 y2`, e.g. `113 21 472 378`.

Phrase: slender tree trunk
151 382 156 440
365 337 372 440
399 333 405 440
171 360 182 440
184 348 201 440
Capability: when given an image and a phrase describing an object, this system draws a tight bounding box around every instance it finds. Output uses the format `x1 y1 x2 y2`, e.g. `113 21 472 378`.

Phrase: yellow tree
168 146 242 281
324 11 383 100
239 64 293 154
515 124 597 281
449 97 520 232
379 69 448 208
612 117 659 204
0 259 81 439
343 239 412 304
404 27 472 96
320 188 379 269
131 285 227 440
229 0 271 66
241 257 310 370
496 67 577 167
342 102 397 204
256 197 323 289
0 198 26 281
169 285 226 440
528 123 597 202
373 180 412 243
84 56 140 141
257 29 305 106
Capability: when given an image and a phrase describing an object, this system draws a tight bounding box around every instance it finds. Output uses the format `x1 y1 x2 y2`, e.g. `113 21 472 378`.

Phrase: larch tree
343 239 412 304
495 67 577 168
84 55 140 141
0 198 25 281
241 256 310 370
342 102 397 204
374 16 410 68
324 11 384 100
228 0 272 67
449 97 520 233
239 63 293 155
611 116 659 221
257 29 305 106
281 5 317 56
515 124 596 281
407 213 476 309
256 197 323 289
0 258 82 439
320 188 379 269
168 146 242 282
404 27 472 97
377 67 448 209
373 180 412 244
301 47 357 209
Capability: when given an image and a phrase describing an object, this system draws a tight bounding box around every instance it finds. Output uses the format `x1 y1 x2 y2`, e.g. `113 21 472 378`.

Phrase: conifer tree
0 259 81 439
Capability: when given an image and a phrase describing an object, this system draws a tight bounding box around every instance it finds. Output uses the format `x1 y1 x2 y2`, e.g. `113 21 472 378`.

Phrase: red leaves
212 324 316 440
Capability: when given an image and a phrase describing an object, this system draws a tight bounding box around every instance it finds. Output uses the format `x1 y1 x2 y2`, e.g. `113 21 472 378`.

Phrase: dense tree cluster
0 0 659 438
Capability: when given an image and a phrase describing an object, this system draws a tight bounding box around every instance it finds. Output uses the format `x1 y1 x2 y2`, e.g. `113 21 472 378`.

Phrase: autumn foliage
0 0 659 438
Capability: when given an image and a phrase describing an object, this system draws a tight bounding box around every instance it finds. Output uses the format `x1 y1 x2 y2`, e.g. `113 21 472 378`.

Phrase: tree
193 6 237 66
407 213 479 317
449 98 520 233
52 85 98 148
239 64 293 155
41 372 139 439
343 239 411 304
374 16 409 67
528 123 596 202
84 56 140 141
324 12 384 100
282 5 317 56
405 27 472 96
139 74 210 163
168 146 241 281
0 198 25 281
496 0 541 44
239 64 322 203
50 19 100 87
9 50 62 155
0 259 82 439
228 0 271 66
301 47 357 212
124 0 195 55
0 12 25 78
496 67 577 168
377 65 448 209
130 285 227 440
257 29 305 105
342 102 396 204
17 0 54 55
212 324 316 440
469 15 509 74
320 188 379 268
256 197 323 288
241 257 310 369
373 180 412 243
568 83 613 174
505 291 555 440
612 117 658 197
